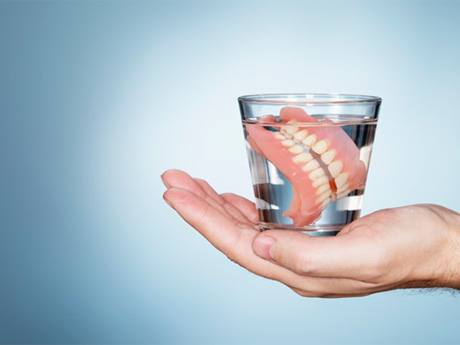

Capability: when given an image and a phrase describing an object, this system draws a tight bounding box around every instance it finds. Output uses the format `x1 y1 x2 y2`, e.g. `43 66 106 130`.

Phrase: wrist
440 209 460 289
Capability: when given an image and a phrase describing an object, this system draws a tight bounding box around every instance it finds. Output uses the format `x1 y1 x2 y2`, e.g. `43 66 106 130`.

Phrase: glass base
257 222 342 237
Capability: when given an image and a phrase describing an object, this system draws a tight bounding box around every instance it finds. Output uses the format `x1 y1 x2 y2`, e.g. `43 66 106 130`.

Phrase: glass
238 93 381 236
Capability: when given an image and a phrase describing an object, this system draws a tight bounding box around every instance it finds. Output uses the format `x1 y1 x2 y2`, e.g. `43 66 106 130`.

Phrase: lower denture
246 107 367 227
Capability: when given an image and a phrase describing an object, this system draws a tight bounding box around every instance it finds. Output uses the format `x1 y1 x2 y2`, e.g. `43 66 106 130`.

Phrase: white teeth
309 168 325 180
302 159 320 172
312 140 328 154
313 176 329 187
293 130 308 141
316 191 331 204
288 145 304 154
283 124 298 135
335 172 349 189
328 160 343 178
336 182 349 194
273 132 285 140
321 150 336 164
336 189 350 199
316 183 331 195
281 139 295 147
302 134 317 146
292 152 313 164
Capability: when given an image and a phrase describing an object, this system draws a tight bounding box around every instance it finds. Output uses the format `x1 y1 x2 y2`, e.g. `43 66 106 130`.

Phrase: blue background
1 1 460 344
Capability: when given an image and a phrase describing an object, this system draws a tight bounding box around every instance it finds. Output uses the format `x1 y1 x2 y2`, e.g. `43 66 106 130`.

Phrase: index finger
163 187 312 284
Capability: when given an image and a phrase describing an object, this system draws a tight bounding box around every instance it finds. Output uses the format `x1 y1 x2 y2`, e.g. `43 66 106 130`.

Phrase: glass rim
238 93 382 105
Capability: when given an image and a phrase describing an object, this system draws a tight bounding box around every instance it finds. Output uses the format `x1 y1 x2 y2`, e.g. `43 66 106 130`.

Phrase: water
243 115 377 235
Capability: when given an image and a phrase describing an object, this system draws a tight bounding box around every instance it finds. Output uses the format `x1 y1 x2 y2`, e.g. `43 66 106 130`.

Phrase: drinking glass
239 93 381 236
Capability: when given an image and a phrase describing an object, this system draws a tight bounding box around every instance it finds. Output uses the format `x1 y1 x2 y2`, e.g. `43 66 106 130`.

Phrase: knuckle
223 227 253 265
290 252 314 275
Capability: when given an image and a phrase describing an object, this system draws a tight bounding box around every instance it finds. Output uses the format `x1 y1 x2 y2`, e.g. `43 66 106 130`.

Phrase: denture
246 107 367 227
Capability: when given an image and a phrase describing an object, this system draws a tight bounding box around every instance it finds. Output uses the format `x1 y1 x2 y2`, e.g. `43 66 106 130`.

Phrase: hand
161 169 460 297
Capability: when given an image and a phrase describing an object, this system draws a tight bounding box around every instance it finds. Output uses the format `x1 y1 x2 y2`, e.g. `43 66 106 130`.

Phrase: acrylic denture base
246 107 367 227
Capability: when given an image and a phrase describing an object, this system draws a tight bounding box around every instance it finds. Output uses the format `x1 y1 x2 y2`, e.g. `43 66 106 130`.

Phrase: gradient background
1 1 460 344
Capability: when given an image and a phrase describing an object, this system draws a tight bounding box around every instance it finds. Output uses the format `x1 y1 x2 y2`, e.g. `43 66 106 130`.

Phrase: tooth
335 172 349 188
336 182 349 194
302 159 320 172
312 176 328 187
336 189 350 199
316 191 330 204
293 130 308 141
309 168 325 180
273 132 285 140
302 134 317 146
292 152 313 164
281 139 295 147
283 124 298 135
328 161 343 177
321 150 336 164
312 140 328 154
316 183 331 195
288 145 304 154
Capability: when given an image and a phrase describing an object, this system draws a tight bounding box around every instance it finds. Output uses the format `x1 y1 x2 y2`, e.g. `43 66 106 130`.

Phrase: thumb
252 230 368 278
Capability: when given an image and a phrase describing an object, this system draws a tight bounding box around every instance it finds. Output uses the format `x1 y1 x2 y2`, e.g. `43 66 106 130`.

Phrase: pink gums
246 107 367 227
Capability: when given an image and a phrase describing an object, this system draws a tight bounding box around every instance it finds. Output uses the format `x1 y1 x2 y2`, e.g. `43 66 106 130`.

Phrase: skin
161 169 460 298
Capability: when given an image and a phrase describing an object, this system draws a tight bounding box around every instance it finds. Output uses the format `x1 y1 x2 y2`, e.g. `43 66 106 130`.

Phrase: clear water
243 115 377 235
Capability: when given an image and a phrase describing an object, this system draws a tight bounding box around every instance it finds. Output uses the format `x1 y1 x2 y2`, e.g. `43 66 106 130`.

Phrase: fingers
285 270 379 296
290 285 373 298
161 170 233 220
162 169 253 225
252 229 379 280
194 178 251 224
163 187 244 256
163 186 285 280
221 193 259 223
193 175 258 224
194 178 225 205
161 169 209 200
161 174 303 280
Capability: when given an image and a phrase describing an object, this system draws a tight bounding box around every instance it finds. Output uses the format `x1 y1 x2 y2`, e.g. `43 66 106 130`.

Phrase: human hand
161 169 460 297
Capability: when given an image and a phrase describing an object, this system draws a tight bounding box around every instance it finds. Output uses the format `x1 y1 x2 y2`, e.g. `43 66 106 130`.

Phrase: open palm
162 169 460 297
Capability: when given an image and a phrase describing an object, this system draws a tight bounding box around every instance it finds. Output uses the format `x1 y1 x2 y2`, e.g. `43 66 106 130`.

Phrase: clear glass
238 93 381 236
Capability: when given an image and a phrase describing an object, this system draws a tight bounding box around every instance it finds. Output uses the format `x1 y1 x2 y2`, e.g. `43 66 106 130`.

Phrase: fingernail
161 172 171 188
253 235 275 260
